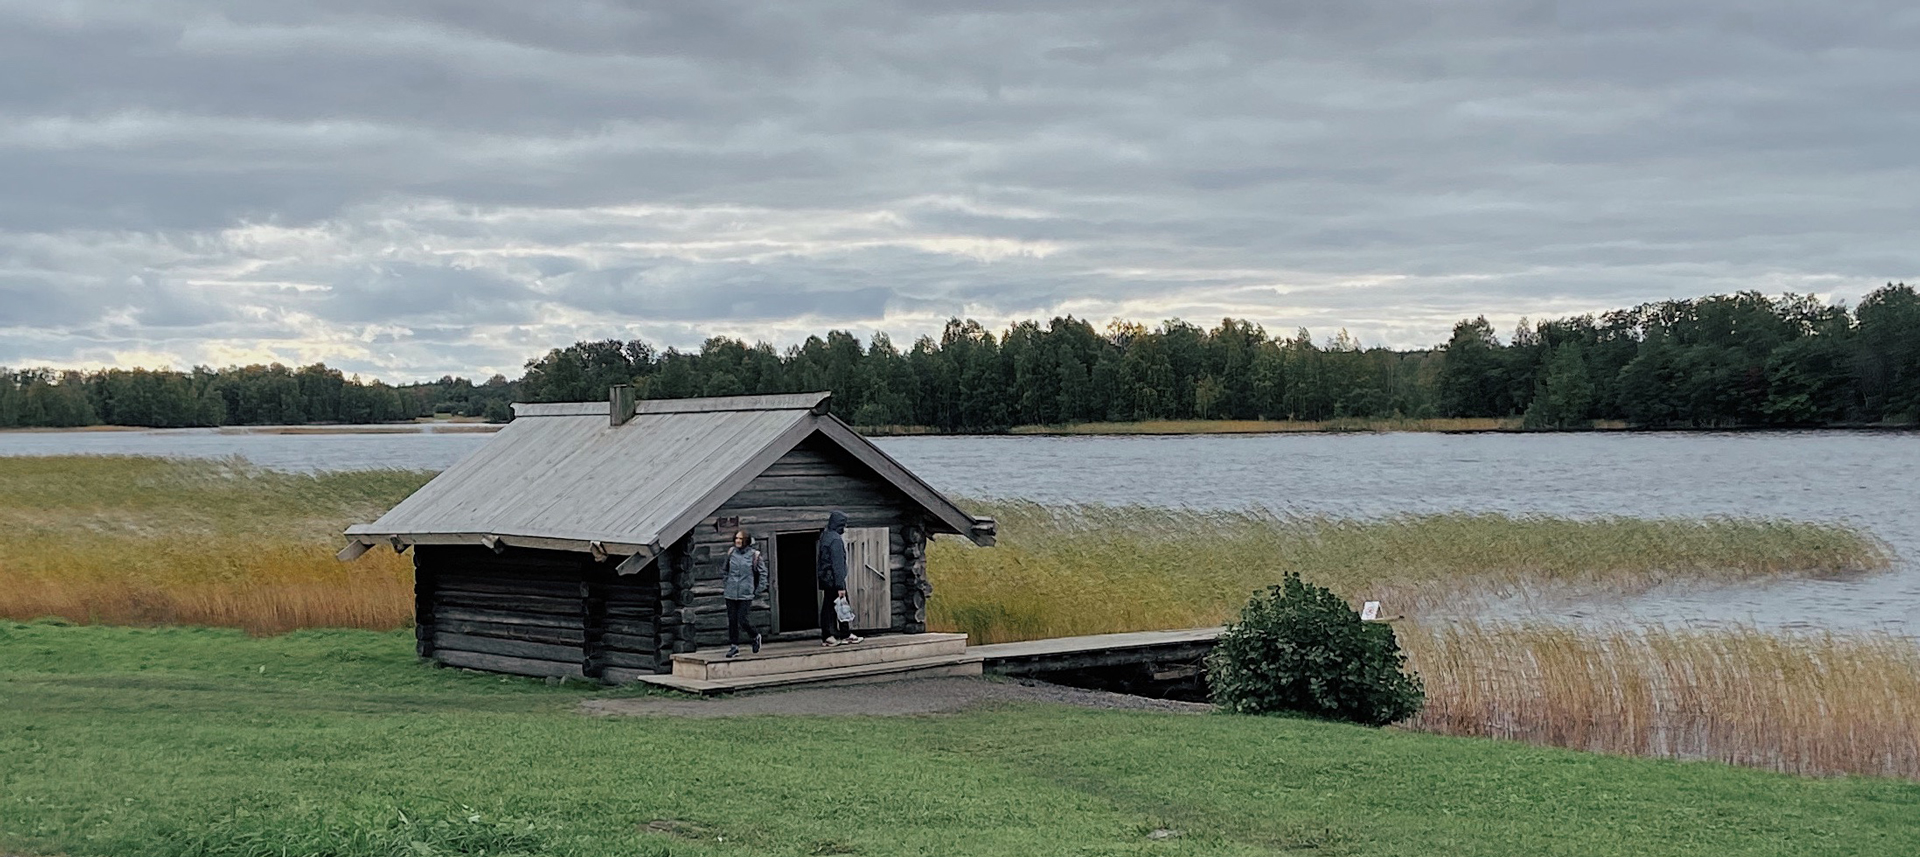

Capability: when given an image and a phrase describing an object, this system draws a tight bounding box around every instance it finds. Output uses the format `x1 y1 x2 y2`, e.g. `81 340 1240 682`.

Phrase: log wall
597 553 660 683
414 545 657 682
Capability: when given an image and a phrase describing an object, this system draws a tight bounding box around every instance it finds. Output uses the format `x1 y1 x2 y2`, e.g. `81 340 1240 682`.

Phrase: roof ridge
633 392 830 415
512 392 829 418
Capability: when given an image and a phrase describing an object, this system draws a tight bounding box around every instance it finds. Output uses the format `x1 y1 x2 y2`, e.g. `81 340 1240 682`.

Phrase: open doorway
773 532 820 634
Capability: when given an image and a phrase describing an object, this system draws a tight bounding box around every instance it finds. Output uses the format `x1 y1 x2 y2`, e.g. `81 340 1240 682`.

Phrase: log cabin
337 389 995 683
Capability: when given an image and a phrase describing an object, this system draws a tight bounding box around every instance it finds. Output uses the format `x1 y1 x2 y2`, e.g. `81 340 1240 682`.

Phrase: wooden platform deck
634 633 978 694
972 627 1223 676
630 628 1225 696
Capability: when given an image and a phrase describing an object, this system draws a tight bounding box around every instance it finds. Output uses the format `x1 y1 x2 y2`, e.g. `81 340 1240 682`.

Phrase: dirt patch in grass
580 676 1212 718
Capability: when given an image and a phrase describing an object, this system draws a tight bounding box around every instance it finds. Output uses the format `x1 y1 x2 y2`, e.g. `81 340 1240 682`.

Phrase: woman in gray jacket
723 529 768 658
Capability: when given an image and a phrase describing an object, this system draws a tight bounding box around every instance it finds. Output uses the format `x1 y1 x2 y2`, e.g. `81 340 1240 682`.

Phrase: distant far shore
0 424 156 433
866 417 1919 437
216 424 504 435
1017 416 1560 435
4 416 1915 437
847 417 1560 436
0 419 505 435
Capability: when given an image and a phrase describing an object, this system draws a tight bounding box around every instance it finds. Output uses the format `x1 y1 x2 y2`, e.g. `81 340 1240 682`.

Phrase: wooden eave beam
337 530 661 561
614 552 653 575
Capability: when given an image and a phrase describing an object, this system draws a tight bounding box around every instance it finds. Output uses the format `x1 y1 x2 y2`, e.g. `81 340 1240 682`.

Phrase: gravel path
580 676 1213 718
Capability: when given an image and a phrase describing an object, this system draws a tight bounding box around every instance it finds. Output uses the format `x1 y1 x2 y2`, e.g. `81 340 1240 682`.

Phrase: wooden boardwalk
634 633 979 694
972 627 1223 676
627 628 1225 695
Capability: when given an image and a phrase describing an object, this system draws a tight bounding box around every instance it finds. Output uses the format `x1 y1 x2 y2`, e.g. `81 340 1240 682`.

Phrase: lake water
5 426 1915 635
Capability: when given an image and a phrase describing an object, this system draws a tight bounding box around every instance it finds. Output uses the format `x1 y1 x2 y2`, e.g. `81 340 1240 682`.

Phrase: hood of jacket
826 509 848 533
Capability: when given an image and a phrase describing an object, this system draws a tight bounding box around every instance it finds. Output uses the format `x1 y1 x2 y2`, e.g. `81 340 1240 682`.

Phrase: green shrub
1206 572 1424 726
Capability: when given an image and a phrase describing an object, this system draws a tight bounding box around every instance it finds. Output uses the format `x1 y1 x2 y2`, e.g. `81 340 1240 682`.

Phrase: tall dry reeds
927 501 1890 643
0 456 1896 652
3 542 417 633
0 456 427 633
1401 622 1920 780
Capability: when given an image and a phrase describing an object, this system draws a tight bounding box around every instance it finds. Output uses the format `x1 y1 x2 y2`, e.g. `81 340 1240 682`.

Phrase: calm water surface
5 427 1915 634
0 427 489 471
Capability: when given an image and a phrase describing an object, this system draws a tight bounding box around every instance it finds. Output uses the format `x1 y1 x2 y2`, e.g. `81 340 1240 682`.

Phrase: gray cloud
302 262 543 324
1 0 1914 380
0 275 103 327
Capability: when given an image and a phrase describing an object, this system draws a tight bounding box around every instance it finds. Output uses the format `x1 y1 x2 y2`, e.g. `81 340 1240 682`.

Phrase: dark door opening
774 532 820 634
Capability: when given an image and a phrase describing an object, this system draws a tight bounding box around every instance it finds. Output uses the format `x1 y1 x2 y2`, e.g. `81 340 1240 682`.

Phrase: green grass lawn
3 623 1915 857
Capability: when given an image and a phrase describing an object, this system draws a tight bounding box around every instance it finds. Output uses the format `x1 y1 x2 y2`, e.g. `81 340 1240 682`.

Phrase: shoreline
220 424 503 435
0 422 505 436
4 419 1915 438
867 419 1920 437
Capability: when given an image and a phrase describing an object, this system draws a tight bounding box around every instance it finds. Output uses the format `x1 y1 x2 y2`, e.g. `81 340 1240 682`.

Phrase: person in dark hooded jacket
815 509 861 646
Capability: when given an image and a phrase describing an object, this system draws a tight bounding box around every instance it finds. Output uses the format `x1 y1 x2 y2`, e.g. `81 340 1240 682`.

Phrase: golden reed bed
924 500 1888 643
1403 622 1920 780
0 456 425 633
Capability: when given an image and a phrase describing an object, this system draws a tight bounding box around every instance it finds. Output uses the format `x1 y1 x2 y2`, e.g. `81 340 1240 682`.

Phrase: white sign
1360 601 1381 621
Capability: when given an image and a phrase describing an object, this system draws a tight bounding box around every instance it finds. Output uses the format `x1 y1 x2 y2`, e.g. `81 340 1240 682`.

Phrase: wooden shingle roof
341 392 994 566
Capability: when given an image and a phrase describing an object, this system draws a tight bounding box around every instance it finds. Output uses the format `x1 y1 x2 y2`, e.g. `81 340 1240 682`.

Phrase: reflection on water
4 427 1915 634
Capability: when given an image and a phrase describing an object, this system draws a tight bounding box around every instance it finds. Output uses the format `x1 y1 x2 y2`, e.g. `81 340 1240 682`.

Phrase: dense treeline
1437 285 1920 428
5 284 1916 430
0 364 517 428
520 284 1920 430
518 320 1441 428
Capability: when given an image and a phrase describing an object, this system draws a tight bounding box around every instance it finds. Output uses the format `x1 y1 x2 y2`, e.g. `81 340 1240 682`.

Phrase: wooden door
842 527 891 631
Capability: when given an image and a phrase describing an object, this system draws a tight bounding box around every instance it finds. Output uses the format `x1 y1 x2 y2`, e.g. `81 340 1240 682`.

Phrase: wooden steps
633 632 977 694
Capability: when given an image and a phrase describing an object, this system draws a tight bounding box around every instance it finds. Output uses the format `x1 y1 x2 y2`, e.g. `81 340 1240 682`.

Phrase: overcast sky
3 1 1915 382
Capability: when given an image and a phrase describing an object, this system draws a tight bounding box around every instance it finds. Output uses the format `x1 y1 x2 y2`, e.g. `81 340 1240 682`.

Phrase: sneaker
843 634 863 644
725 645 739 658
751 634 763 654
821 638 840 647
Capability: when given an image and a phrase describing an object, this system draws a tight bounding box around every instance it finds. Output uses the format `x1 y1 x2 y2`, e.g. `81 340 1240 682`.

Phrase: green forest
0 365 515 429
4 284 1916 431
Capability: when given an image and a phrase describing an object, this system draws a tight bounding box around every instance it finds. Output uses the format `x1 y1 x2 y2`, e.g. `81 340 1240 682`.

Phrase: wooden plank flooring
970 627 1223 661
